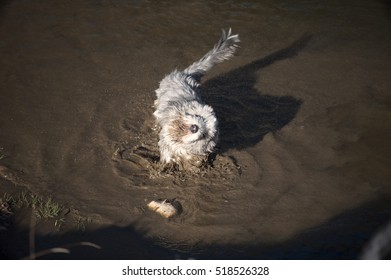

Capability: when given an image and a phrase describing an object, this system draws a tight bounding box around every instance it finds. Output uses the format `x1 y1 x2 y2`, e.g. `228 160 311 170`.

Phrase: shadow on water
0 0 12 14
202 35 312 152
384 0 391 18
1 198 390 259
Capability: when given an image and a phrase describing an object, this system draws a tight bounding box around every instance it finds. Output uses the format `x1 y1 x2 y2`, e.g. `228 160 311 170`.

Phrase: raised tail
184 28 240 79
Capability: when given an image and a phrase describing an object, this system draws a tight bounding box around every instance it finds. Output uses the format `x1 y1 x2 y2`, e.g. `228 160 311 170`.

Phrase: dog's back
155 29 240 108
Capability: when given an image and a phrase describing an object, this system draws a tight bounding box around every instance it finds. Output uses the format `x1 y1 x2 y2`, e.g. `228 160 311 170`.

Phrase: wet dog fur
153 29 240 168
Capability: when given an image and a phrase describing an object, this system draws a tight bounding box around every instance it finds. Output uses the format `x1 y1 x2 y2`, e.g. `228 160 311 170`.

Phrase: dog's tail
184 28 240 80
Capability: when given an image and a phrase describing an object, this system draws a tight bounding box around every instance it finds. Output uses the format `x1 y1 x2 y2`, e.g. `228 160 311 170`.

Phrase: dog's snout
189 124 199 133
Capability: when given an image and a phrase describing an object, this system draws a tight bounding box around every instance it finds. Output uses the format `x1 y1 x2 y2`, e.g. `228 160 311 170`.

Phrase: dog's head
168 102 218 155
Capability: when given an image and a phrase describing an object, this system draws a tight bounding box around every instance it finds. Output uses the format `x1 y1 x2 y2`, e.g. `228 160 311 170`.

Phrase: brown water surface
0 0 390 259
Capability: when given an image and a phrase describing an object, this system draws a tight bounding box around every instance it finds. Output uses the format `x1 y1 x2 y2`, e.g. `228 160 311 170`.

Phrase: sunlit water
0 0 390 259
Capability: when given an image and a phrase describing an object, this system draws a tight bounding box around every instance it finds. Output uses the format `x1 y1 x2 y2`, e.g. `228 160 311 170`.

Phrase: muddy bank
1 0 391 259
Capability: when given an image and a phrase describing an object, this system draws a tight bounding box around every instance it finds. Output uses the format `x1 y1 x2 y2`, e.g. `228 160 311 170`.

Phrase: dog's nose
189 124 199 133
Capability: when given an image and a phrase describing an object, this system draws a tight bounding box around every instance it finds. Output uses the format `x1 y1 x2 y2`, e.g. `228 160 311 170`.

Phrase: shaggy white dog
153 29 240 167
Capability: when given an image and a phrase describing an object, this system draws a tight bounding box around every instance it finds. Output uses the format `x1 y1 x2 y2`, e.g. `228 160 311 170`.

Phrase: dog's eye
189 124 199 133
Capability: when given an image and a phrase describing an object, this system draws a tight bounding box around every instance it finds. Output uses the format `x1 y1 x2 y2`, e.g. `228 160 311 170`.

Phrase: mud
0 0 391 259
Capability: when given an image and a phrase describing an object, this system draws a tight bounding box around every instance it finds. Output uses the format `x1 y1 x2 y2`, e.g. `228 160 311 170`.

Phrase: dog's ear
168 118 188 143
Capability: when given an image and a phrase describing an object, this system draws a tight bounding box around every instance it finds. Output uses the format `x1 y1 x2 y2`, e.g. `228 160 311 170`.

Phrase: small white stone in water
147 198 182 218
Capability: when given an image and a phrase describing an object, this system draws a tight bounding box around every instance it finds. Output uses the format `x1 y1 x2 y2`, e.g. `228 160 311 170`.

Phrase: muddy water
1 0 391 259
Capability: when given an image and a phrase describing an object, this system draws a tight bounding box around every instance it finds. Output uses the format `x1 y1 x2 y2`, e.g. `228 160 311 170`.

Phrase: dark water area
0 0 391 259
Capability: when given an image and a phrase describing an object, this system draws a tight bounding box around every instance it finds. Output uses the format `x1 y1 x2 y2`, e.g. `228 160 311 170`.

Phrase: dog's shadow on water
202 35 312 152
